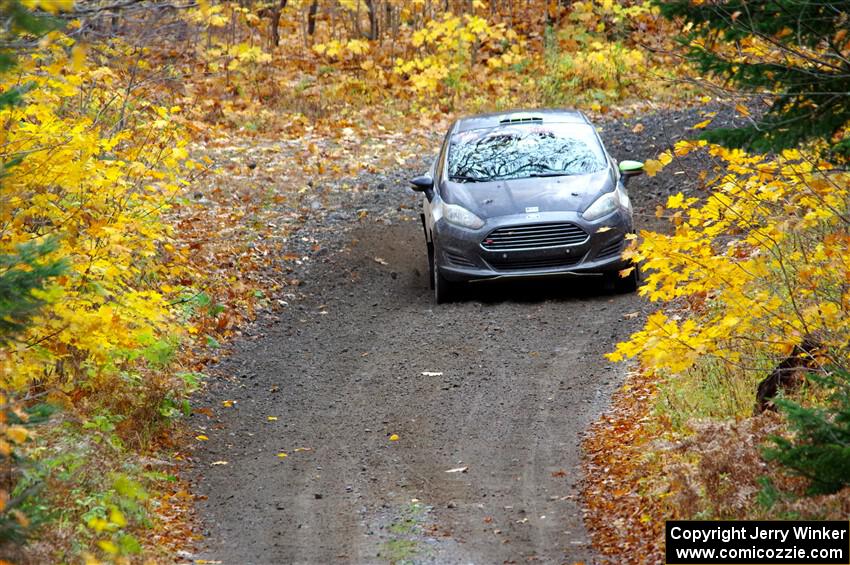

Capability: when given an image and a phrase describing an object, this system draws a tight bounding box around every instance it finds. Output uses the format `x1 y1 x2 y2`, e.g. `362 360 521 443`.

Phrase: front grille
481 223 588 251
445 250 476 268
596 238 623 260
487 255 583 271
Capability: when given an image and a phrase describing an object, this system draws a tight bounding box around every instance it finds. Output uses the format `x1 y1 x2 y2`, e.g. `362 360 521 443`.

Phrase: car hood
441 169 616 219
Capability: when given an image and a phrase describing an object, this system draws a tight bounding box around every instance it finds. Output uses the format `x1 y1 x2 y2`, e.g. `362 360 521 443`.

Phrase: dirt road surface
189 107 729 564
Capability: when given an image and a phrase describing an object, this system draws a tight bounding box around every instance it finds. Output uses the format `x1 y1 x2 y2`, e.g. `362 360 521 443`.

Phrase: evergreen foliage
765 370 850 495
0 240 65 344
659 1 850 155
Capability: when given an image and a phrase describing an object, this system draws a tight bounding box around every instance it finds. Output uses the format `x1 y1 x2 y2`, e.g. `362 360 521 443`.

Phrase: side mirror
409 175 434 192
618 160 644 178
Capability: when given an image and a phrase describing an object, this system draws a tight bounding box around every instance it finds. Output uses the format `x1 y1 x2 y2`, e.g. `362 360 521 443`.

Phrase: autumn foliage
612 142 850 374
583 2 850 562
1 38 196 395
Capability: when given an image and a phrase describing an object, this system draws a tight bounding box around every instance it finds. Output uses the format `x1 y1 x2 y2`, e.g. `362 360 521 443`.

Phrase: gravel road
188 105 736 564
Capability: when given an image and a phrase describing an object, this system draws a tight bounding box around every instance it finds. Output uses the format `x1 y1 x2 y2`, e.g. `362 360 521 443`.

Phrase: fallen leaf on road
445 466 468 473
421 371 443 376
222 400 234 407
210 461 228 466
389 434 399 441
551 470 566 477
632 123 645 133
374 257 388 265
623 311 640 319
277 452 288 458
195 435 209 441
267 416 278 421
293 447 313 452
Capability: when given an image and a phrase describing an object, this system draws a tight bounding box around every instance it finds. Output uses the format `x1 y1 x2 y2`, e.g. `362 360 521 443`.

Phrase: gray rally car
409 109 644 303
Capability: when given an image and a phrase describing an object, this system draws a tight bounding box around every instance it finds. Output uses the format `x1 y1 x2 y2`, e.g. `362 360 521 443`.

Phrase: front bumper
434 210 634 282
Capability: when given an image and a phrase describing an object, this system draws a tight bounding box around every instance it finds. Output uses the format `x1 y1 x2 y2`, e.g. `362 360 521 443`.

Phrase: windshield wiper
450 174 493 183
527 171 567 178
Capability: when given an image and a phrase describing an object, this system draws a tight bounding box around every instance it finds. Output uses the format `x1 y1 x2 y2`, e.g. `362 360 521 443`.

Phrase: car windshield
447 122 606 182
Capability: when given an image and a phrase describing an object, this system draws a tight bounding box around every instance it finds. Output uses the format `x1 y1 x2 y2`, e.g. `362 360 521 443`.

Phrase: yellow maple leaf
666 193 685 209
643 159 663 177
6 426 28 445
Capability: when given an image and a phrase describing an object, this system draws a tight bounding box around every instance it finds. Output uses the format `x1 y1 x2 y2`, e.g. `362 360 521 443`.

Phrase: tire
427 243 435 290
607 262 640 294
433 263 457 304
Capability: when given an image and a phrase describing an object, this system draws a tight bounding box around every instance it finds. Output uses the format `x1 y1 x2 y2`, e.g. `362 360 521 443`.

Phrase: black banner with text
666 521 850 564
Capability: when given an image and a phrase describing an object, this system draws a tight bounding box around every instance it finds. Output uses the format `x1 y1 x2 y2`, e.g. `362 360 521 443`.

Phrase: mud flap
420 213 435 289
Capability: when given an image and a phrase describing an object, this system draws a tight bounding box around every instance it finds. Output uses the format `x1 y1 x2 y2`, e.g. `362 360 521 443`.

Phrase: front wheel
433 264 458 304
606 263 640 294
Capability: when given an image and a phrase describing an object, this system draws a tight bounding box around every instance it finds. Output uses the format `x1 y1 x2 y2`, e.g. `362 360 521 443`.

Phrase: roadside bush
765 369 850 495
0 8 201 560
540 0 676 109
610 142 850 382
392 12 527 103
1 35 196 409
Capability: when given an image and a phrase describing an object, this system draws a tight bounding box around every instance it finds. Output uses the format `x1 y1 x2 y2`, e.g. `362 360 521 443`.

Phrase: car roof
454 109 590 133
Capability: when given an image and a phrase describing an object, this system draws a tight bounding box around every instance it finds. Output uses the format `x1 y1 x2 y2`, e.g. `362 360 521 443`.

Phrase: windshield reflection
448 123 606 183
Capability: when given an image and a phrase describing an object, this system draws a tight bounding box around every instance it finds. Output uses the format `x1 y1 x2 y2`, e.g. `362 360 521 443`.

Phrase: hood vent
498 116 543 125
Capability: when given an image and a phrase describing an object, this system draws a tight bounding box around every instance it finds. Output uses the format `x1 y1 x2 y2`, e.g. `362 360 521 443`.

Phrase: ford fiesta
409 109 644 303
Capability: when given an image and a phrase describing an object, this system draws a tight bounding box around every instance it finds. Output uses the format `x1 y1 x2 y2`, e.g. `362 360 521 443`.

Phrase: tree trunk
307 0 319 36
365 0 379 40
269 0 288 48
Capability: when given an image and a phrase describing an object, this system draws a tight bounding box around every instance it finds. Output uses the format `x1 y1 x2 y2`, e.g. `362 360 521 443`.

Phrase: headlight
582 191 618 221
617 184 632 214
582 185 630 221
441 202 484 229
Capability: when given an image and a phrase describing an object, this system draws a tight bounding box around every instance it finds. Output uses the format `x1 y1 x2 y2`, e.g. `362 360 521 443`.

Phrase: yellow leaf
97 540 118 555
196 435 209 441
277 452 288 458
667 193 685 209
389 434 399 441
267 416 278 421
692 118 712 129
109 508 126 527
6 426 28 445
643 159 663 177
71 45 87 71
